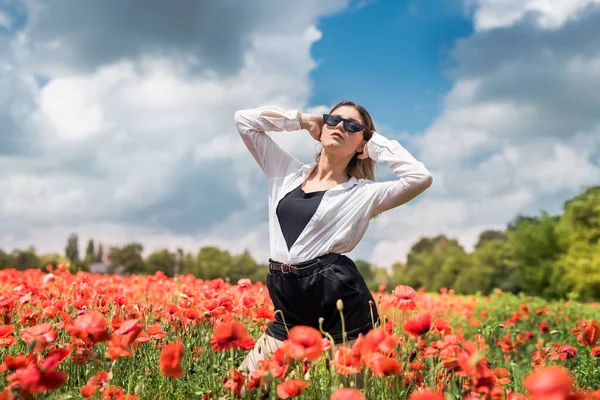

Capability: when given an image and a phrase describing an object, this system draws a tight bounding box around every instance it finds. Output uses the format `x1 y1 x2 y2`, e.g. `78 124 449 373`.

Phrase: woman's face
321 105 367 157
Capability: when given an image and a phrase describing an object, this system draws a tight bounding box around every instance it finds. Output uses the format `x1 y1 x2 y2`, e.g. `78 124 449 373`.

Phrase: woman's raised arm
234 106 305 180
364 132 433 218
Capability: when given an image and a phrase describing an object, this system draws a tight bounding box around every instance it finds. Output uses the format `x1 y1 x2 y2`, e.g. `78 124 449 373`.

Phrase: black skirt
265 253 380 344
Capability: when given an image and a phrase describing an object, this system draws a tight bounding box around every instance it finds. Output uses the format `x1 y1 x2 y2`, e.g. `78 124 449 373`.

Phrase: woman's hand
299 113 323 142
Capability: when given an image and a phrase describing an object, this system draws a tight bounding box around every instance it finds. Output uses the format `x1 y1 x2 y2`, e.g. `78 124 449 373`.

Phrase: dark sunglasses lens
325 115 342 126
346 122 363 132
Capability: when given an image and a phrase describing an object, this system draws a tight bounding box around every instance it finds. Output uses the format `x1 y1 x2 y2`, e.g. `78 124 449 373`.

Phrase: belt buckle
281 263 291 274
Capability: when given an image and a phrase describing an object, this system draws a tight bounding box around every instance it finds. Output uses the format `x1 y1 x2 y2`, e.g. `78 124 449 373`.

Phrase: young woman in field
234 100 433 375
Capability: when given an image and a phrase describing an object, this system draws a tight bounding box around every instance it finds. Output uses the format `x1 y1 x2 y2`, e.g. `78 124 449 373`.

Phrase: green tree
556 186 600 247
182 253 196 276
402 235 469 292
145 249 177 277
96 243 104 263
65 233 80 263
551 186 600 300
355 259 376 290
474 230 506 250
11 247 40 271
84 239 95 265
109 243 145 275
39 253 69 270
229 250 258 283
504 212 561 297
188 246 233 279
0 249 14 270
174 248 185 276
555 240 600 301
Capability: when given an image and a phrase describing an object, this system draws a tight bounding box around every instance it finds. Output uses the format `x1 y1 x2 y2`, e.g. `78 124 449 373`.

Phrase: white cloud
0 10 10 29
467 0 600 31
0 1 350 260
357 2 600 268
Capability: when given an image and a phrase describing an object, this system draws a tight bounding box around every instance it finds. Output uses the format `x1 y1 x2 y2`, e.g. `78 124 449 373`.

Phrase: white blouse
235 106 433 265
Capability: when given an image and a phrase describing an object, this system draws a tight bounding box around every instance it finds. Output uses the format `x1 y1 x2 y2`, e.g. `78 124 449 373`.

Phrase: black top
276 184 327 250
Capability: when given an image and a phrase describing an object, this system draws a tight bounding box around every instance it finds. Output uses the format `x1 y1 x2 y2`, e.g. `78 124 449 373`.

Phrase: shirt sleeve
365 132 433 218
234 106 304 180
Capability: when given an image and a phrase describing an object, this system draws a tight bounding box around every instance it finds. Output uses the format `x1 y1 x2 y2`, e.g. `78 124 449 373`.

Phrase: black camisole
276 184 327 250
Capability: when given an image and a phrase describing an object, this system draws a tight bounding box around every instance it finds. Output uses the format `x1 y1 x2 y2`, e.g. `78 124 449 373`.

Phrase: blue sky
310 0 472 132
1 0 599 267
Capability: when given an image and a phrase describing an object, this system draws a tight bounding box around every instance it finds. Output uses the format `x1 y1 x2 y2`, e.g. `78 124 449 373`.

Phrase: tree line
0 185 598 300
388 185 600 301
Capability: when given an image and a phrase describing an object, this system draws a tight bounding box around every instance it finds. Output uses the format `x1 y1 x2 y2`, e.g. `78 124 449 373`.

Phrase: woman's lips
331 132 343 140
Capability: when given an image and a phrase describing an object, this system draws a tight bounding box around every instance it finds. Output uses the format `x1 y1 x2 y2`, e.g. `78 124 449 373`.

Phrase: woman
234 100 432 374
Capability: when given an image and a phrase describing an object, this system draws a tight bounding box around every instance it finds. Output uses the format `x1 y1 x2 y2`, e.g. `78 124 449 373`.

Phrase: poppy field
1 265 599 399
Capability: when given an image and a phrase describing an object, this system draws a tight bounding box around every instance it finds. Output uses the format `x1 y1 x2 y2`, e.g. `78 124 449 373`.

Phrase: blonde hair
315 100 377 181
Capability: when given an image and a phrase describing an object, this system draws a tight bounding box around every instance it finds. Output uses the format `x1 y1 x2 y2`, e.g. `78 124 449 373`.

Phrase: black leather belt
269 253 339 277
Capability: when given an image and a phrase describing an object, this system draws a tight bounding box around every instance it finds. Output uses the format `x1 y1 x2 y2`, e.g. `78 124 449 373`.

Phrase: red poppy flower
107 335 135 360
20 323 58 352
224 368 245 396
333 347 362 375
5 350 68 394
101 386 125 400
115 319 143 345
558 344 577 361
0 326 16 347
66 311 111 344
0 325 15 338
210 320 254 351
80 370 110 398
409 389 445 400
392 285 416 311
280 326 324 362
576 320 600 347
359 328 399 358
363 353 402 376
276 379 308 399
433 317 452 335
523 365 573 400
0 354 35 373
159 340 184 378
330 387 365 400
403 312 431 336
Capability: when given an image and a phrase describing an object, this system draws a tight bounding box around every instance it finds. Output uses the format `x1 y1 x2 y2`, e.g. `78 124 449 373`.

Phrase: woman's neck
312 151 352 183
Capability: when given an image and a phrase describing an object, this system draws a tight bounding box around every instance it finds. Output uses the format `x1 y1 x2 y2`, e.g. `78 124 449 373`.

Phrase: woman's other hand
299 113 323 142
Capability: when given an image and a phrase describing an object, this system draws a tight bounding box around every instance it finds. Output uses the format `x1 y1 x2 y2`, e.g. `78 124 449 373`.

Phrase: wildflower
66 311 111 345
159 340 184 378
523 365 573 400
276 379 308 399
280 326 324 362
210 320 254 351
403 312 431 336
330 387 365 400
392 285 416 311
409 389 445 400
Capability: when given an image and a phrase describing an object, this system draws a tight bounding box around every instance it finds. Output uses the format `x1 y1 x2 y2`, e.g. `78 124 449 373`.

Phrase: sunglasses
323 114 367 136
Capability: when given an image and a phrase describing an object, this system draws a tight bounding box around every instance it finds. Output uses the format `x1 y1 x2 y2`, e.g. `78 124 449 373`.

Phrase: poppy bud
409 349 417 362
336 299 344 311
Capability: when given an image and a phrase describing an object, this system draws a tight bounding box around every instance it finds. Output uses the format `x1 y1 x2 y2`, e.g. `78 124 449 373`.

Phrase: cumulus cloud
466 0 600 31
366 1 600 266
0 0 349 258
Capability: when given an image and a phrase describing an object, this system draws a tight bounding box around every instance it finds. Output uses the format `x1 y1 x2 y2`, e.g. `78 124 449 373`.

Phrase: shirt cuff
367 132 395 161
284 109 302 131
